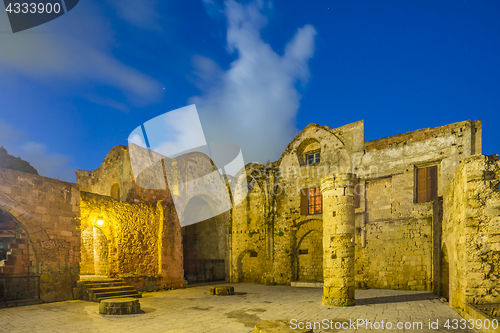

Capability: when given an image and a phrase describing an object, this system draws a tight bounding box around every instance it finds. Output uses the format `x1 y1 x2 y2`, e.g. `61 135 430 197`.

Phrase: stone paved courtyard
0 283 478 333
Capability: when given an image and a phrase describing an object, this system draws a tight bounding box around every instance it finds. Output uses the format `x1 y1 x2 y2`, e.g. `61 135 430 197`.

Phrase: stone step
81 279 123 286
290 281 323 288
94 291 141 302
80 277 142 302
88 286 136 301
88 285 136 293
98 294 142 303
81 281 127 289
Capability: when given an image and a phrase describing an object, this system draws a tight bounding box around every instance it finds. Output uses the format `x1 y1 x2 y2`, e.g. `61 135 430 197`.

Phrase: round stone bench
254 320 312 333
99 298 141 315
210 286 234 296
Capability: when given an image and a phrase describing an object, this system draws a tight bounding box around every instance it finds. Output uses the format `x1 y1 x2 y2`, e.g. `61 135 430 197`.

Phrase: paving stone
0 284 480 333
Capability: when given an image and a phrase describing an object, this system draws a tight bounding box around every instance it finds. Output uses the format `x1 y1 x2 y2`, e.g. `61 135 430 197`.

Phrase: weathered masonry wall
355 171 433 291
354 120 481 291
80 191 184 291
229 119 482 293
80 192 162 276
77 145 184 291
0 167 80 302
76 146 133 202
442 155 500 311
74 119 486 304
231 171 274 284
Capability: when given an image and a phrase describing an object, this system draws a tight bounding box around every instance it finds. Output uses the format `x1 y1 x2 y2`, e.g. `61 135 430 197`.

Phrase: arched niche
296 138 321 166
110 183 120 200
80 226 109 276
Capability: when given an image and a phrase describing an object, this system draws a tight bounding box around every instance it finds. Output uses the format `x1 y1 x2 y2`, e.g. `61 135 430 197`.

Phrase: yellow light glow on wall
97 219 104 227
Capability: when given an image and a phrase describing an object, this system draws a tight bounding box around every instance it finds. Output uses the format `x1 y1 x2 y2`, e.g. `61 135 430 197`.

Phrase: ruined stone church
0 119 499 318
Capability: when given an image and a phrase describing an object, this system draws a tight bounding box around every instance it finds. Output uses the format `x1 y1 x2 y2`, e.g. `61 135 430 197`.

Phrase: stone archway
440 244 450 300
294 219 323 282
0 168 81 302
80 226 109 276
0 192 42 266
0 208 35 275
297 230 323 282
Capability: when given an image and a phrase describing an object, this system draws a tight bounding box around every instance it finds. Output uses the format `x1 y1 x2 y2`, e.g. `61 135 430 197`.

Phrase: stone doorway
293 219 323 283
296 230 323 282
80 226 109 276
182 197 227 284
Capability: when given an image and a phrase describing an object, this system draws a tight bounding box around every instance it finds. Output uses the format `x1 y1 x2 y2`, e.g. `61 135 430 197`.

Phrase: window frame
300 187 322 215
415 165 438 203
306 150 321 165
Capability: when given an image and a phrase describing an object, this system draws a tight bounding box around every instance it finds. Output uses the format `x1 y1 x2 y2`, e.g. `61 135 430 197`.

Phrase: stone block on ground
99 298 141 315
210 286 234 296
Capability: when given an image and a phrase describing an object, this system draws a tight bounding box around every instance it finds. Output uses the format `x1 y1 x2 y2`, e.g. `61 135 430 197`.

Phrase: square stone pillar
320 173 356 306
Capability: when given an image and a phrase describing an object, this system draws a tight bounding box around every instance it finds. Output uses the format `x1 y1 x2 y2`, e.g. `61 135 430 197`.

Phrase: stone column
320 173 356 306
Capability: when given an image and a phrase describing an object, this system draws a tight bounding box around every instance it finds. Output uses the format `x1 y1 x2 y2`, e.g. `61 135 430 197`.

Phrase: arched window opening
296 138 321 166
110 183 120 200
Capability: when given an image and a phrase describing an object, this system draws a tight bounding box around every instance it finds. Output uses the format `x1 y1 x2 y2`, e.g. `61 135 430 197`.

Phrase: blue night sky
0 0 498 182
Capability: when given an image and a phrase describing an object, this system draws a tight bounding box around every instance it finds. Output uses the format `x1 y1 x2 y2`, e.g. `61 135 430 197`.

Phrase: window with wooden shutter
416 165 438 203
300 188 308 215
300 187 322 215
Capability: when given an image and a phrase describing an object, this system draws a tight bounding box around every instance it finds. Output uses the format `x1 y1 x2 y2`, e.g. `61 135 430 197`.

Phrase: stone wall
80 192 162 276
76 146 132 202
356 173 433 291
442 154 500 310
79 191 184 290
231 175 273 283
0 167 80 302
74 119 487 301
77 146 184 290
229 119 482 293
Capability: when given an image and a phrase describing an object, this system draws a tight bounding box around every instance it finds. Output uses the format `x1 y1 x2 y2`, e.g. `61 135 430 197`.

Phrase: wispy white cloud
107 0 161 30
16 141 74 180
0 120 75 181
0 0 163 111
190 0 316 164
0 119 23 142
